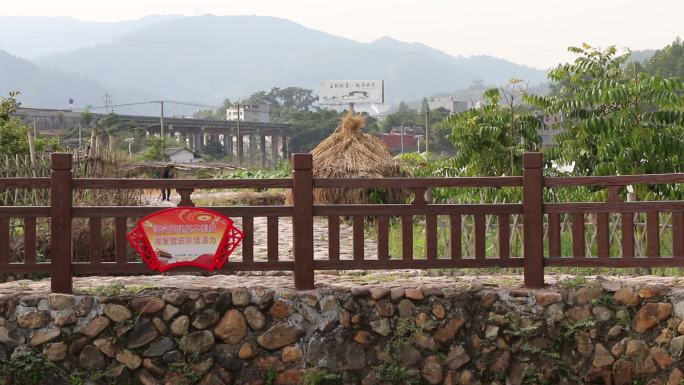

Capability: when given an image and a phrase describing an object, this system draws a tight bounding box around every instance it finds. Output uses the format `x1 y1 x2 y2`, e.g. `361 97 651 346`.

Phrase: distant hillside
0 50 169 115
38 15 548 104
630 49 656 63
0 15 180 60
0 49 107 108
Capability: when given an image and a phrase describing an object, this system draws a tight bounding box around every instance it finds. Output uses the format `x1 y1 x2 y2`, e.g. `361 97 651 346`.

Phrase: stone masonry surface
0 275 683 384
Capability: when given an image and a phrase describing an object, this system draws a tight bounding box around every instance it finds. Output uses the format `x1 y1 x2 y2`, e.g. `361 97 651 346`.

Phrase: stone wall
0 279 683 385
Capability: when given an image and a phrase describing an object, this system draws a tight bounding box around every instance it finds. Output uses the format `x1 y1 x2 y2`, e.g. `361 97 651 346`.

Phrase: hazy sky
2 0 682 68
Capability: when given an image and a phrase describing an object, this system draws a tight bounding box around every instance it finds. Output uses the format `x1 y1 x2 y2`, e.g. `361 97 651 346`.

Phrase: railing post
291 153 314 290
50 153 73 294
523 152 545 288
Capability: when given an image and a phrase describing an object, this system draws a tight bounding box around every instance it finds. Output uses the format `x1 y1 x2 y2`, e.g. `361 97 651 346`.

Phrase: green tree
279 108 342 152
197 87 318 122
526 44 684 186
194 98 232 120
245 87 318 116
444 80 542 176
427 106 454 153
381 102 419 132
141 137 175 161
0 92 30 156
645 37 684 78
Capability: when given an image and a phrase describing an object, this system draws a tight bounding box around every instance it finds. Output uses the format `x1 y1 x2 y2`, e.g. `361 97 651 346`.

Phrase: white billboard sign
318 80 384 104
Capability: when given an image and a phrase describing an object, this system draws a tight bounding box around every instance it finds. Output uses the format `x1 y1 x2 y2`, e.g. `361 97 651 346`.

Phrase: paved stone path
1 273 682 297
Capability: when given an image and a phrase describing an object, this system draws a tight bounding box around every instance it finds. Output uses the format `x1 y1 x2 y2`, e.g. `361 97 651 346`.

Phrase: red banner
127 207 243 272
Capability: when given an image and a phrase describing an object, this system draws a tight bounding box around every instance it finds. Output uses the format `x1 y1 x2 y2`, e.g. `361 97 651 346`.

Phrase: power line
102 93 112 113
70 100 220 112
69 100 159 111
164 100 220 109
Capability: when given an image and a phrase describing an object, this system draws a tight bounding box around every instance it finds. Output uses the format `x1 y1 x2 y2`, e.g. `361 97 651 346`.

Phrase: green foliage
371 316 420 385
264 370 278 385
91 282 126 296
426 106 454 153
381 101 421 132
277 107 342 152
590 294 618 309
141 137 176 162
557 276 588 288
194 98 232 120
499 307 594 384
169 353 203 385
372 364 419 385
615 308 633 326
0 94 29 155
0 349 55 385
501 312 540 338
527 44 684 198
0 92 60 156
301 368 342 385
249 87 318 111
444 80 542 176
224 164 291 179
521 371 550 385
645 37 684 78
197 87 318 122
68 370 103 385
79 282 156 296
519 342 561 361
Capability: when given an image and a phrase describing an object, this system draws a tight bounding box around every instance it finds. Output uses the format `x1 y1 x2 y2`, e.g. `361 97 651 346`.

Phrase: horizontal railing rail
0 178 51 188
313 176 522 188
545 174 684 187
72 178 293 189
3 152 684 293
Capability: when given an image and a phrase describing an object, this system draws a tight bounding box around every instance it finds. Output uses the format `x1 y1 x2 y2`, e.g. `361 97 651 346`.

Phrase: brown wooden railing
1 152 684 293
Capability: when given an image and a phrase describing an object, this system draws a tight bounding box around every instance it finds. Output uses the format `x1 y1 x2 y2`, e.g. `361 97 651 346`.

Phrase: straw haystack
308 113 410 204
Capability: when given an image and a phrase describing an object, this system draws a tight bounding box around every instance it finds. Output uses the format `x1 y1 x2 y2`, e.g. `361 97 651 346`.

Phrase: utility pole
159 100 165 154
27 121 36 167
236 102 241 165
425 105 430 156
160 101 165 138
400 125 404 154
103 93 111 113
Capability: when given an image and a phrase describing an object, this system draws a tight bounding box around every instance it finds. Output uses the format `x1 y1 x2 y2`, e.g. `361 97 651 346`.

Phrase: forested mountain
0 49 164 114
0 49 106 108
0 15 180 59
35 15 547 104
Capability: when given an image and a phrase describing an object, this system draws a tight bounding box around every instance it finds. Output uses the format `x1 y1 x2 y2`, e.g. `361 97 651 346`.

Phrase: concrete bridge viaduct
14 107 291 167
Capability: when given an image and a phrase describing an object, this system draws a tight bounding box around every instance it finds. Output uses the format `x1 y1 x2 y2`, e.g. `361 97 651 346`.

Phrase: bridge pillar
196 132 204 151
237 134 244 165
281 136 288 160
271 135 279 169
260 134 267 168
249 135 257 165
188 133 194 150
225 134 233 157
